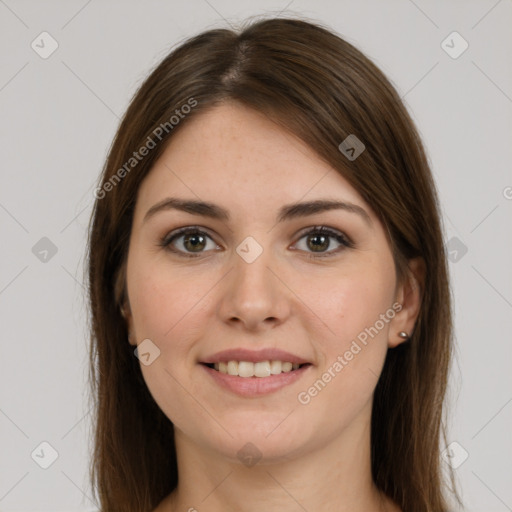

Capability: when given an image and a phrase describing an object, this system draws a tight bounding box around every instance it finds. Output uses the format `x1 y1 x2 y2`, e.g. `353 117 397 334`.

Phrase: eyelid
294 225 353 246
159 226 220 254
159 224 354 258
291 225 354 259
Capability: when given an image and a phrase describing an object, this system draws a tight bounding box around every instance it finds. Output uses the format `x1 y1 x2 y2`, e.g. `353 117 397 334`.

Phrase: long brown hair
87 16 461 512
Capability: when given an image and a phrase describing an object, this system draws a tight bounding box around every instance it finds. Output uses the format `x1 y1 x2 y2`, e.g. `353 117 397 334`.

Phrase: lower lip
200 364 312 397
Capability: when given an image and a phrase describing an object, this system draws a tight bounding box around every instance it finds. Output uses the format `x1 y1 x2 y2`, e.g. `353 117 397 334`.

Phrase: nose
217 244 291 333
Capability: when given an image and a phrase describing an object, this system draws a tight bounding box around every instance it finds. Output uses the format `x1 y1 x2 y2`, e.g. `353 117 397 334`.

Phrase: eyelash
159 225 354 260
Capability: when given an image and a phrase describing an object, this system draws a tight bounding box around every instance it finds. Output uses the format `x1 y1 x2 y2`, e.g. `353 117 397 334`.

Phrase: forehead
134 102 375 225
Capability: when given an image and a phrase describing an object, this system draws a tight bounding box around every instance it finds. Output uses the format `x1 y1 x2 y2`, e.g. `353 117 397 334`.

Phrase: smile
204 360 311 378
200 362 312 397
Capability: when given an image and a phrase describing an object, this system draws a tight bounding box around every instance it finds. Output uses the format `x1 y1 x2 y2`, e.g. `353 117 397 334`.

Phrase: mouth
201 361 312 378
200 360 313 397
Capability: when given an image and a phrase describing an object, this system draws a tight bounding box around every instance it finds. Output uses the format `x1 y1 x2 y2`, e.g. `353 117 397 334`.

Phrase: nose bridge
218 235 289 329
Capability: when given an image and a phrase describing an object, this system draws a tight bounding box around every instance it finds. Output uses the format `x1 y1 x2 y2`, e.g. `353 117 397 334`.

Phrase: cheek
128 253 214 344
309 263 395 345
292 286 394 434
126 256 215 428
304 261 395 392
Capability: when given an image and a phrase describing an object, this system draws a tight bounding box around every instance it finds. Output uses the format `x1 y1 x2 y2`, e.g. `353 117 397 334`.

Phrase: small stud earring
398 331 409 340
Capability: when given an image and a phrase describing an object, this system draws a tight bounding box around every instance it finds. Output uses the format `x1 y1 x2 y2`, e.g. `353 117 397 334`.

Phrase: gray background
1 0 511 511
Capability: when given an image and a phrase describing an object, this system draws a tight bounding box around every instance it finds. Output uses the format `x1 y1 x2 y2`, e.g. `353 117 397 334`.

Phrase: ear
120 300 137 346
388 257 425 348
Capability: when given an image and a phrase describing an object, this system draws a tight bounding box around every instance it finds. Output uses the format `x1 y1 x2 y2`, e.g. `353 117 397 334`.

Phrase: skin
123 101 424 512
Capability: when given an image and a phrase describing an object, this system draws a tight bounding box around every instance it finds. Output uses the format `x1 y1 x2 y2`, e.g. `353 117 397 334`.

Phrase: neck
161 400 399 512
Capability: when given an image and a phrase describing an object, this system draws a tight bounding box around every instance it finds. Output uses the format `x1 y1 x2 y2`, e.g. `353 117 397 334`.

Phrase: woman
87 16 462 512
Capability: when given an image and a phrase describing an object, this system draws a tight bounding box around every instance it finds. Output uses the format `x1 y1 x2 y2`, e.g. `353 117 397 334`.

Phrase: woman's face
124 101 411 463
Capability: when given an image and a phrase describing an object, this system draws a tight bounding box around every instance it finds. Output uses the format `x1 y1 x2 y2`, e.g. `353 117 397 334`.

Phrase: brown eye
293 226 353 258
181 232 207 252
161 227 219 257
306 233 330 252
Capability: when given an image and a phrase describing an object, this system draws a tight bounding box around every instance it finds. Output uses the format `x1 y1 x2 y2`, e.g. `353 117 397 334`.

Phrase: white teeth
211 360 304 377
282 362 292 373
254 361 271 377
270 360 282 374
238 361 254 378
227 360 238 375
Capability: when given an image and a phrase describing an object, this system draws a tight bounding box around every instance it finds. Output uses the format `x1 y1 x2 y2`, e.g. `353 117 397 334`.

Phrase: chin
201 415 314 464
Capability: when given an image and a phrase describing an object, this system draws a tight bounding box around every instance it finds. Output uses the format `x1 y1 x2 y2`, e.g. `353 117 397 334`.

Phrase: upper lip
200 348 311 365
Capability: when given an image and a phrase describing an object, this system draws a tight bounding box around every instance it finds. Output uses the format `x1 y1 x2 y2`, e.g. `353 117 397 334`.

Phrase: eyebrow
143 197 373 227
